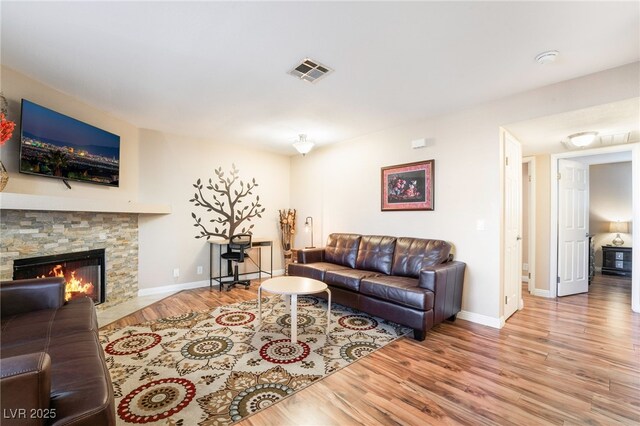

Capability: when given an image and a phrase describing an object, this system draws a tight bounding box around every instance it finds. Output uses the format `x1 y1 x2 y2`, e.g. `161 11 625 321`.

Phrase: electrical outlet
173 268 180 278
197 266 203 275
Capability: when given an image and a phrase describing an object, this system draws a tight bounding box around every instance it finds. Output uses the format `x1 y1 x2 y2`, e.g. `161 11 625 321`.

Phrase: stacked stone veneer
0 210 138 310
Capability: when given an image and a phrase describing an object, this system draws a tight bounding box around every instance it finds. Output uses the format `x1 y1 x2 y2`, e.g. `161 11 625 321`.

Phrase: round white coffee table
257 276 331 342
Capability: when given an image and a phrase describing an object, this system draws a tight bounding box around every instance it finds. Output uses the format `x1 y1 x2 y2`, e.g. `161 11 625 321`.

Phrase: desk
209 238 273 290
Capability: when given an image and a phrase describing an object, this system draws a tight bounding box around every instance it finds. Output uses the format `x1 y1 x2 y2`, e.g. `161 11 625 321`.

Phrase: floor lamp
305 216 315 248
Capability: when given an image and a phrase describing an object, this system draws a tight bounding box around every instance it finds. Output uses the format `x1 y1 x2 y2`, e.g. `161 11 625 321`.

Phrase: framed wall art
381 160 434 211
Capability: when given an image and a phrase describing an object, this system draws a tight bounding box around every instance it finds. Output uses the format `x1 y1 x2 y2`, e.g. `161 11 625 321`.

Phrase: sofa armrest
1 352 52 424
296 248 325 264
419 261 466 324
0 277 66 318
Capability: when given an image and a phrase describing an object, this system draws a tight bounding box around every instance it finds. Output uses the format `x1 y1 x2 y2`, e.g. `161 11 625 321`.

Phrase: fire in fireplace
13 249 106 304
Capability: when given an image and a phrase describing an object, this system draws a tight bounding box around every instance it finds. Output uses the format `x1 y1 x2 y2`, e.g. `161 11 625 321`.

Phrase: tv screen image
19 99 120 187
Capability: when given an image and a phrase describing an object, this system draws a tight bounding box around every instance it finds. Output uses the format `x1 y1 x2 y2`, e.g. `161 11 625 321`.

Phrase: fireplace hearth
13 249 106 304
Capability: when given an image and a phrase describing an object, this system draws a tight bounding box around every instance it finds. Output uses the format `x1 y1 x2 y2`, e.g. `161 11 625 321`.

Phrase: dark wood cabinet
601 246 632 277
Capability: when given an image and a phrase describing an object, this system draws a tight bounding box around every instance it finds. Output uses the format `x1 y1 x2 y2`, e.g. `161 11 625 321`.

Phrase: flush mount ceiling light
288 58 333 83
561 131 599 150
292 134 314 155
535 50 559 64
567 131 599 147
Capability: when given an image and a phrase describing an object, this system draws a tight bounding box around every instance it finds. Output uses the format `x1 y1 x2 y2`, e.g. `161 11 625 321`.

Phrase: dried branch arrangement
278 209 296 251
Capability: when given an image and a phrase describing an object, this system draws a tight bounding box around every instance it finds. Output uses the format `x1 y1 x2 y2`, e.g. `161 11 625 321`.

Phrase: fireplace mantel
0 192 171 214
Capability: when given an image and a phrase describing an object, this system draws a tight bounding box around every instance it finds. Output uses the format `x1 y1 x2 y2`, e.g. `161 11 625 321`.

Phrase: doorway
549 144 639 312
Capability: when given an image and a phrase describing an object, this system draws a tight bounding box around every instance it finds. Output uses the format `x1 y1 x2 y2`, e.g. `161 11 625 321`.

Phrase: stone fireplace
0 210 139 309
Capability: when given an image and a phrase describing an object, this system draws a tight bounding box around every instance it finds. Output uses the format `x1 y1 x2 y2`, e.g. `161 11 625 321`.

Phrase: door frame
549 143 639 312
522 156 536 295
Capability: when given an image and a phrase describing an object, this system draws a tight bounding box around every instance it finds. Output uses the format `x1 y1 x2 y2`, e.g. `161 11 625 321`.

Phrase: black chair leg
225 263 251 291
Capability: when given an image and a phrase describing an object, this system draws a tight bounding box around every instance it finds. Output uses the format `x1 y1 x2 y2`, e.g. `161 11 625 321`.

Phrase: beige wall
534 154 551 292
290 63 639 322
0 66 140 201
522 162 529 278
137 130 291 290
1 66 292 293
2 62 638 321
589 162 633 267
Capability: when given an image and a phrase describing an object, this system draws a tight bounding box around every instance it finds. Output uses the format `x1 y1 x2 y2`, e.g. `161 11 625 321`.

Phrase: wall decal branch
189 164 265 239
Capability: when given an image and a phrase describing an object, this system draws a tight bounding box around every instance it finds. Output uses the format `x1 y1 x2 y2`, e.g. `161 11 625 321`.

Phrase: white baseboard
521 275 529 283
138 280 210 297
531 288 552 298
137 269 285 297
457 310 503 329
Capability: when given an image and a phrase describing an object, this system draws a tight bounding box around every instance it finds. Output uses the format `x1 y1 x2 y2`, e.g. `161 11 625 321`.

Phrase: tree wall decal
189 164 265 239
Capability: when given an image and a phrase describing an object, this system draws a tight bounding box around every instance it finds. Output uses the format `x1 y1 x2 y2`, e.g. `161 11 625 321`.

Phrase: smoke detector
288 58 333 83
535 50 559 64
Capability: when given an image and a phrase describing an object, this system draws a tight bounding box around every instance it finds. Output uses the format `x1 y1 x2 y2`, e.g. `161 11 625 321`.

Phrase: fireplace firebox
13 249 106 304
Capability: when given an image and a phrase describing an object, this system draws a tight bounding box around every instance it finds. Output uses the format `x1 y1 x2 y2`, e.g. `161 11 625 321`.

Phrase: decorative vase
0 160 8 192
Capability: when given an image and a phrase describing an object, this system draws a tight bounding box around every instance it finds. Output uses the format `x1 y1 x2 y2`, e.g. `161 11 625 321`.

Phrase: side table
257 276 331 342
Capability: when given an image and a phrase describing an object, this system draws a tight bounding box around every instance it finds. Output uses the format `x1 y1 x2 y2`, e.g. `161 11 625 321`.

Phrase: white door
558 159 589 296
503 132 522 319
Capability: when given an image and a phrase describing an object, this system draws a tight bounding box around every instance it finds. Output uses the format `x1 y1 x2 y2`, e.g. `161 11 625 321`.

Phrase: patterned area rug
100 296 410 425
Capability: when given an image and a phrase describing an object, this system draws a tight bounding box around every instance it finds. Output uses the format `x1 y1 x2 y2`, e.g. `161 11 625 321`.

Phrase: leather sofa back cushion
392 238 452 277
324 233 362 268
356 235 397 274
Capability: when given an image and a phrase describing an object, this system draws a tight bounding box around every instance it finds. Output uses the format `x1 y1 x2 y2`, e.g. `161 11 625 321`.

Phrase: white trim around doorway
549 143 639 313
523 156 536 296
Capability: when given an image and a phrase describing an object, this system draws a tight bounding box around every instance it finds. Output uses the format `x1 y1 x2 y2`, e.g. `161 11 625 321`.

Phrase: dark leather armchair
1 277 115 425
220 233 252 290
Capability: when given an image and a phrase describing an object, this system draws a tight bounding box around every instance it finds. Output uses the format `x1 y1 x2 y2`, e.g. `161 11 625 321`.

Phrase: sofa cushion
47 332 115 426
0 298 97 352
391 238 451 277
288 262 350 282
355 235 396 275
325 269 381 292
324 233 361 268
360 275 434 311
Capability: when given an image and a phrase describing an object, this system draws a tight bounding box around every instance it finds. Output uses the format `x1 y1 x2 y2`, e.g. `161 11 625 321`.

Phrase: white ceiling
2 1 639 155
506 97 640 156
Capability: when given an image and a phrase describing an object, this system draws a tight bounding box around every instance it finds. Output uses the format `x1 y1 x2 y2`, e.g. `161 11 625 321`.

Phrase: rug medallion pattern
100 296 410 425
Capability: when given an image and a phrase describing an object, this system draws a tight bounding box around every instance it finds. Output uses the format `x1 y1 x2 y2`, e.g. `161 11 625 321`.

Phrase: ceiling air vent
599 132 630 146
288 58 333 83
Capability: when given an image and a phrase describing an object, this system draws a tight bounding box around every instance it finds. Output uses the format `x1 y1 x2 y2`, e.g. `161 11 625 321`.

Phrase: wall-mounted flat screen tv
19 99 120 187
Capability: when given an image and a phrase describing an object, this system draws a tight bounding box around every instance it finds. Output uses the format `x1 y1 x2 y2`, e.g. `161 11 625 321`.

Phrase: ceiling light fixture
535 50 559 64
567 131 599 148
293 134 314 156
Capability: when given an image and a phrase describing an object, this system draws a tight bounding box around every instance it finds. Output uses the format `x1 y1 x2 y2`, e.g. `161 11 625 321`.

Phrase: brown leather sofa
1 277 115 425
288 233 465 340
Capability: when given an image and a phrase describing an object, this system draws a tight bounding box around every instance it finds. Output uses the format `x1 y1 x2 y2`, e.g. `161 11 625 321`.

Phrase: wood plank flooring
102 274 640 425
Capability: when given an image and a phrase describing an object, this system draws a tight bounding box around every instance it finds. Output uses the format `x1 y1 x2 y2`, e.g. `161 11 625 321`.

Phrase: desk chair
220 233 252 291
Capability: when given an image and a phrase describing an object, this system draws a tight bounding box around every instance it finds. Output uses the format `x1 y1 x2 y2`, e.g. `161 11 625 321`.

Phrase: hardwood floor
103 274 640 425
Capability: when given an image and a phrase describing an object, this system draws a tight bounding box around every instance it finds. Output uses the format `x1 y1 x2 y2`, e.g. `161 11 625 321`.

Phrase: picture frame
381 160 434 211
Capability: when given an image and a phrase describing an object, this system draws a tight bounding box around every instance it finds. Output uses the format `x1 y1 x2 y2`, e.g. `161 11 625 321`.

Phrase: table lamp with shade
609 221 629 246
